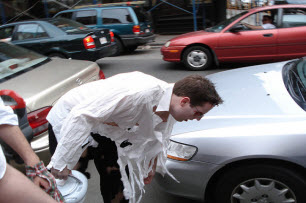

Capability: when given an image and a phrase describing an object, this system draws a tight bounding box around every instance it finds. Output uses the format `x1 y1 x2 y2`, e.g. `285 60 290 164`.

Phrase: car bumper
160 45 184 62
155 158 221 201
121 34 155 47
70 42 117 61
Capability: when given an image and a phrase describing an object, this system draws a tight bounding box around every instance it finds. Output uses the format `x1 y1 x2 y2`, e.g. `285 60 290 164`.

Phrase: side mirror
229 24 244 33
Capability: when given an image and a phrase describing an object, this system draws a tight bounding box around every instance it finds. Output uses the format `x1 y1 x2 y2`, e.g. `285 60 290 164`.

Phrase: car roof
59 5 132 12
248 4 306 13
0 18 53 26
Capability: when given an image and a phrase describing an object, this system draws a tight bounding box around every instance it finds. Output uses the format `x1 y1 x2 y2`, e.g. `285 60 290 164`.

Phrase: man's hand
144 169 155 184
144 157 157 185
51 166 71 180
33 176 50 190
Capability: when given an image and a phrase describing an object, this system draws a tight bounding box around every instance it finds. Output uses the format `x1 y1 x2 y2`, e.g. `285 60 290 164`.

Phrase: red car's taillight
99 70 105 79
83 36 96 49
27 106 52 136
133 25 140 35
109 31 115 42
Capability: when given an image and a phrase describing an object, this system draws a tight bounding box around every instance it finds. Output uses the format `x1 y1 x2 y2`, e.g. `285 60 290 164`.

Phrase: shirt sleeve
49 89 153 171
0 98 18 126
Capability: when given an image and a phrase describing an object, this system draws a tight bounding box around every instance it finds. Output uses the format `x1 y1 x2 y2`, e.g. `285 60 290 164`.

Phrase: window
282 8 306 28
102 8 133 24
56 12 73 19
0 26 15 41
239 9 277 30
15 24 48 40
75 10 97 25
0 42 47 81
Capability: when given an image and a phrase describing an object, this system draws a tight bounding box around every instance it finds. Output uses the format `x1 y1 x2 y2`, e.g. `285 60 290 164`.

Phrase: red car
161 4 306 70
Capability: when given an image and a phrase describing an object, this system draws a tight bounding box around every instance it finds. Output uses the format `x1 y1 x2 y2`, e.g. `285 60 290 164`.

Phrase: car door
277 7 306 60
11 23 49 53
216 9 278 63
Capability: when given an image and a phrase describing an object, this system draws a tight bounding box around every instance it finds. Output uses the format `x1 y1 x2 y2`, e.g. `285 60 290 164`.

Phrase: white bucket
55 170 88 203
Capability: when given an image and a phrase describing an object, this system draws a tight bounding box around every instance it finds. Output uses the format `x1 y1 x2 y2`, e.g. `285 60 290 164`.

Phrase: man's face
262 17 271 24
171 97 214 122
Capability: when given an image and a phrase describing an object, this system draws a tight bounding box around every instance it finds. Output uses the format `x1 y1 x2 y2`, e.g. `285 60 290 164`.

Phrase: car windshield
47 18 90 33
283 58 306 111
0 42 48 82
206 11 248 32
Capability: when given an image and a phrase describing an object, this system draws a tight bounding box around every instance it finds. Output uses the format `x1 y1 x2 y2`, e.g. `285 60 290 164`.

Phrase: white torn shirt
47 71 177 202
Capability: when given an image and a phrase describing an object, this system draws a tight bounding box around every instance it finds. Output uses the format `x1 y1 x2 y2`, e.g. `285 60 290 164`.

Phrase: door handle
263 33 273 37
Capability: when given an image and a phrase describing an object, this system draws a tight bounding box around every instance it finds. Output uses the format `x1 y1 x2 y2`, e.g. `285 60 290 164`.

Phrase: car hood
172 60 306 136
0 58 99 112
169 30 215 42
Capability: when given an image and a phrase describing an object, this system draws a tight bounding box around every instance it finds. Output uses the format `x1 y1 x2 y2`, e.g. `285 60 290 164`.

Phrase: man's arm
0 124 40 166
0 164 57 203
0 124 49 189
242 22 263 30
49 90 151 179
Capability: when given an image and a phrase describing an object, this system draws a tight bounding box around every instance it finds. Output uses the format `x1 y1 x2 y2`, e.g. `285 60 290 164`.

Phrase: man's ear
180 97 190 106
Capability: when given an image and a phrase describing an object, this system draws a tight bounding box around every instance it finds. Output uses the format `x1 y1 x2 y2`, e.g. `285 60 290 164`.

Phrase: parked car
54 5 155 55
155 58 306 203
161 4 306 70
0 18 116 61
0 42 104 170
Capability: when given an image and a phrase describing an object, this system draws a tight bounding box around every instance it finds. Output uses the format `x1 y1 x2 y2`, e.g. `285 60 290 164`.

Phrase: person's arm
144 157 157 184
49 91 148 179
242 22 263 30
0 125 40 166
0 124 51 189
0 164 57 203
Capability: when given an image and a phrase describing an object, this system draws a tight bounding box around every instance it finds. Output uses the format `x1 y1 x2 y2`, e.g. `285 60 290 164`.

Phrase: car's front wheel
182 46 212 71
213 164 306 203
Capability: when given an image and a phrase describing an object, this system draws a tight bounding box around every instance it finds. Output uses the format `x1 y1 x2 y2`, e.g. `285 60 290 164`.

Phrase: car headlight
167 140 197 161
164 41 171 47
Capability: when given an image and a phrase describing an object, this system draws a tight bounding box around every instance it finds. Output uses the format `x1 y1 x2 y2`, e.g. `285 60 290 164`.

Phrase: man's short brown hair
173 75 223 107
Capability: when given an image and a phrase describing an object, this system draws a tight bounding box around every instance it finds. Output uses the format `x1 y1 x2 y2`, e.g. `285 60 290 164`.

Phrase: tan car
0 42 103 170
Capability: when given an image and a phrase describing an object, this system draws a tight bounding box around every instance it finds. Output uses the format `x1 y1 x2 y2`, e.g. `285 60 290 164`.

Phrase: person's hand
33 176 51 190
144 157 157 184
51 166 71 180
144 169 155 184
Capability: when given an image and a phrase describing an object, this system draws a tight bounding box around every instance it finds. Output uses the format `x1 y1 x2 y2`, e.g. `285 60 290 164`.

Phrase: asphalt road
85 47 248 203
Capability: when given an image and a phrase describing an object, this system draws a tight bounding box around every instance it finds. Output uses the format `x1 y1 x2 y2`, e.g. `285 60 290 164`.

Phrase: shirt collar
156 84 173 112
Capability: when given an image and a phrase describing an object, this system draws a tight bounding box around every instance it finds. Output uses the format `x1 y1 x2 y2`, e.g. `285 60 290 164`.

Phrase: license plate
99 37 107 44
145 29 150 33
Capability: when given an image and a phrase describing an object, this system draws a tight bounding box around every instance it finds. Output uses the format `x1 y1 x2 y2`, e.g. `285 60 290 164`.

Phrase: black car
0 18 116 61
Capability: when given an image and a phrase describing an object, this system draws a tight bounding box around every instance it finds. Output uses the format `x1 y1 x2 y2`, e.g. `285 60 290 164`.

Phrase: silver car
156 58 306 203
0 42 102 169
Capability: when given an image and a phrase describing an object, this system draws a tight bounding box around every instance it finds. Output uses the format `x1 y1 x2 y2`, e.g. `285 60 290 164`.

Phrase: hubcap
231 178 296 203
187 50 207 68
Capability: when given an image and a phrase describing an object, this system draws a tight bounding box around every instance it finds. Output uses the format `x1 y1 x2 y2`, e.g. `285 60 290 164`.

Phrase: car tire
182 46 212 71
48 53 66 59
125 46 138 53
213 164 306 203
112 37 123 56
